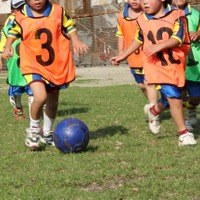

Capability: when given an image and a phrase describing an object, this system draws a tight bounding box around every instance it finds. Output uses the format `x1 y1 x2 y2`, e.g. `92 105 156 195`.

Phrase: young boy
116 0 168 133
110 0 197 146
116 0 146 96
3 0 88 150
172 0 200 129
0 0 33 120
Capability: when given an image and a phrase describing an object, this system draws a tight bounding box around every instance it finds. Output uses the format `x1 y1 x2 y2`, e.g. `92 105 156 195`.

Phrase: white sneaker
185 120 193 132
178 132 197 146
186 108 198 127
144 104 160 134
25 128 41 150
40 131 55 146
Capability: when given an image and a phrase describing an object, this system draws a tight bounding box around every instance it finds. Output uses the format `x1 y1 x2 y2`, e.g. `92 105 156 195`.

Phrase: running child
110 0 197 146
3 0 89 150
172 0 200 130
0 0 33 120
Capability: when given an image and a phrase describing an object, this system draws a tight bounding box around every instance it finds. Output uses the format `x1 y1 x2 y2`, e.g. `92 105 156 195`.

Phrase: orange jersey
137 9 190 87
15 4 75 85
117 10 143 68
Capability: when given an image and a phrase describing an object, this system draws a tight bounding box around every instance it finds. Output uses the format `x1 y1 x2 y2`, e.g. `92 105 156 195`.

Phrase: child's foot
14 108 25 120
25 127 41 150
40 131 55 146
178 132 197 146
144 104 160 134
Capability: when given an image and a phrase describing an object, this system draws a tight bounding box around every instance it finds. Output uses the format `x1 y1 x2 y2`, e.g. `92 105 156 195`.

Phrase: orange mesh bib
16 4 75 85
117 12 143 68
137 10 190 87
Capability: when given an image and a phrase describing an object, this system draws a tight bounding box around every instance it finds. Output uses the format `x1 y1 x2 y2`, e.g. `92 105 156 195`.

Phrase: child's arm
62 11 88 55
0 32 3 71
117 37 125 55
116 18 125 55
110 39 141 65
144 18 186 57
2 37 16 60
144 38 180 57
0 54 3 71
69 31 89 55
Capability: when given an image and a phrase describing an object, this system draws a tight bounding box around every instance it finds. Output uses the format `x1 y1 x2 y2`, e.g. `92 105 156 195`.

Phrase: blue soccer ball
53 118 90 153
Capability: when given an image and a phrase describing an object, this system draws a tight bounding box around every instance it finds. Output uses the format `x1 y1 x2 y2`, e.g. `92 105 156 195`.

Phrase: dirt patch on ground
0 65 136 89
72 64 136 87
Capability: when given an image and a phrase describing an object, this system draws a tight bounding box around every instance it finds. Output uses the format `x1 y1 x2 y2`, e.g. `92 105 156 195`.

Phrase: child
3 0 88 150
116 0 168 134
172 0 200 129
0 0 33 120
110 0 197 146
116 0 146 97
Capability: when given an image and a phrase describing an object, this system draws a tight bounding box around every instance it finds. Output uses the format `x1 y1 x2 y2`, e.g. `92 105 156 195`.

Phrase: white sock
28 95 34 117
43 111 55 133
30 116 40 129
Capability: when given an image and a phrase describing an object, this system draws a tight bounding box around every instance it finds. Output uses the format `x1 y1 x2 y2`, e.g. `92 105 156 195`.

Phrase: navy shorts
186 81 200 97
130 68 144 84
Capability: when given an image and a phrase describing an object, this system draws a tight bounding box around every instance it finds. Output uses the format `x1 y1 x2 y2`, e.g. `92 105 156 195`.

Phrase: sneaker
186 108 198 127
185 120 193 132
178 132 197 146
25 128 41 150
144 104 160 134
14 108 25 120
40 131 55 146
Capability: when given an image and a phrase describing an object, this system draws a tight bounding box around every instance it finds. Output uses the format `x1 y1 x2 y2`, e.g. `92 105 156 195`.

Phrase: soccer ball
53 118 90 153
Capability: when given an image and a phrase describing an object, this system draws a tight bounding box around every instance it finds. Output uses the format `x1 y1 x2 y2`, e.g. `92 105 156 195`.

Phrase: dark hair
11 4 25 11
164 0 172 7
11 0 25 11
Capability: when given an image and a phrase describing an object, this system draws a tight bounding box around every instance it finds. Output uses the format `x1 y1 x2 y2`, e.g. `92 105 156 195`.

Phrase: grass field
0 73 200 200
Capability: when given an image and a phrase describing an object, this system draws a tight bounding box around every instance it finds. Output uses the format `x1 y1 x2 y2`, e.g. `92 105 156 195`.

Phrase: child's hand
73 40 89 55
189 31 200 41
2 47 14 60
110 55 122 65
144 44 162 57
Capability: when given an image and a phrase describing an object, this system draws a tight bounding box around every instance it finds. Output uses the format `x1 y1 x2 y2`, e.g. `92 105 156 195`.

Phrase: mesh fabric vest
185 8 200 82
137 10 190 87
3 16 27 86
117 12 143 68
16 4 75 85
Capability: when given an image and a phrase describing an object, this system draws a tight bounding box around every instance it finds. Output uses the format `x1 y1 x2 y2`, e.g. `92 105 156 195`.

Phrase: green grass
0 75 200 200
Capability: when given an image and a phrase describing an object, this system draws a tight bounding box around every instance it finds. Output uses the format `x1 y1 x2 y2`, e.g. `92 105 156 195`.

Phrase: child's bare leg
30 82 47 120
43 90 59 133
45 90 59 119
144 80 158 104
167 97 197 146
138 83 147 99
25 82 47 149
41 90 59 146
167 98 185 132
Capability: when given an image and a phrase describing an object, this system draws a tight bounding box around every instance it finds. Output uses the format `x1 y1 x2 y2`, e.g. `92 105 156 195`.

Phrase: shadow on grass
57 107 89 117
160 110 171 121
90 125 128 139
